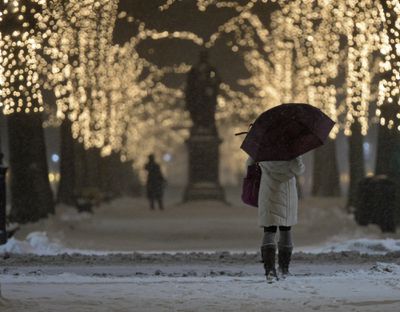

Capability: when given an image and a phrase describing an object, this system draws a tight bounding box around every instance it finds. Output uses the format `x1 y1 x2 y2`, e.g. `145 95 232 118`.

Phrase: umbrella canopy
240 103 335 161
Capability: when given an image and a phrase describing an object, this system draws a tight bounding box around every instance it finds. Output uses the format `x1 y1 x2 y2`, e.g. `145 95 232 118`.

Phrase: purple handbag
241 163 261 207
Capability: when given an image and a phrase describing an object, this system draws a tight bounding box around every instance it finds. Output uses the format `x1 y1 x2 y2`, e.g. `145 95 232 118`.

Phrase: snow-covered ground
1 190 400 311
3 188 399 254
1 260 400 312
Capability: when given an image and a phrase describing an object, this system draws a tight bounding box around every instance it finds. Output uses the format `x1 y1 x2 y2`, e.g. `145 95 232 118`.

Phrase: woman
247 156 305 281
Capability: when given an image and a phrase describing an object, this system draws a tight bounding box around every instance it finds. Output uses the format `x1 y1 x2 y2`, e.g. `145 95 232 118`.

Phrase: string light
376 0 400 128
159 0 398 138
336 0 382 136
1 0 399 177
0 0 46 114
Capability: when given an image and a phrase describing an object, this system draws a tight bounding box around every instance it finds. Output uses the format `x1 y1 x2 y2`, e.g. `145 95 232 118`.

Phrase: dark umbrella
240 103 335 161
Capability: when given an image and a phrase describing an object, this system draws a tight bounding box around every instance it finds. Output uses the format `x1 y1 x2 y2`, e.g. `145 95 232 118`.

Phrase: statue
185 50 220 132
183 50 225 202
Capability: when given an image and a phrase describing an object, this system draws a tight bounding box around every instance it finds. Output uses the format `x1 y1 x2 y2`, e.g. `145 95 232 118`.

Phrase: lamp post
0 153 8 245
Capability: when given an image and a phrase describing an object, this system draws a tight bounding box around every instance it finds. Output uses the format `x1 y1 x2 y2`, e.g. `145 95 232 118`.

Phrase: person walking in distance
144 154 166 210
247 156 305 281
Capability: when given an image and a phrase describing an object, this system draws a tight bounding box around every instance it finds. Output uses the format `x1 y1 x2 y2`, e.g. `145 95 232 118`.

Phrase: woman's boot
278 245 293 277
260 244 278 282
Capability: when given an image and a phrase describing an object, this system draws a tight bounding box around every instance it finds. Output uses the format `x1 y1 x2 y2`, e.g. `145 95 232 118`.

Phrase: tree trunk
375 0 400 224
119 159 142 197
312 139 341 197
375 103 400 225
375 103 400 182
100 153 142 199
7 113 54 223
74 145 102 193
376 0 400 183
100 153 122 198
346 121 365 211
74 145 106 204
85 148 103 191
57 119 76 205
73 141 87 196
74 146 141 202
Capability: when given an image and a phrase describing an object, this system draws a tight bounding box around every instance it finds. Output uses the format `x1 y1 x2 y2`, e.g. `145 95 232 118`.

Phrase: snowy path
1 193 400 311
10 193 400 253
1 253 400 312
1 262 400 312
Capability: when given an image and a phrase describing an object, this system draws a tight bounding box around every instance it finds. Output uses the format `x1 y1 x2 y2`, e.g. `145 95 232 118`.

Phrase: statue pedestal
184 128 225 202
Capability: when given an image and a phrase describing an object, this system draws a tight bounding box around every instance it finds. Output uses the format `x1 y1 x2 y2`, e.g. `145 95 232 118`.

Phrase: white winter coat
246 156 305 227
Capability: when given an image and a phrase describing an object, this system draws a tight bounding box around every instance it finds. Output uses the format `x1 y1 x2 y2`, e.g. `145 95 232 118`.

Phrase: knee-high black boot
278 245 293 276
261 244 278 281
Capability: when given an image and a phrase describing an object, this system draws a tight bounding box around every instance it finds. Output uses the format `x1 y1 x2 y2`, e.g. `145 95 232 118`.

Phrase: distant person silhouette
144 154 166 210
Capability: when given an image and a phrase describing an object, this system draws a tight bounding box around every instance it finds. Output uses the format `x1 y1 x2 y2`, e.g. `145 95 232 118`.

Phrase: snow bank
301 238 400 255
0 232 112 255
0 232 64 255
1 231 400 256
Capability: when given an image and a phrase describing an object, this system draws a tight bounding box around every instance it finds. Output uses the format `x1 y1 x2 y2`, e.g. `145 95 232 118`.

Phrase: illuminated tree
46 0 143 202
50 0 119 203
337 0 381 210
274 0 342 196
205 0 342 195
165 0 394 199
53 0 398 201
3 0 398 210
45 0 80 205
47 0 192 196
0 0 54 223
375 0 400 188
